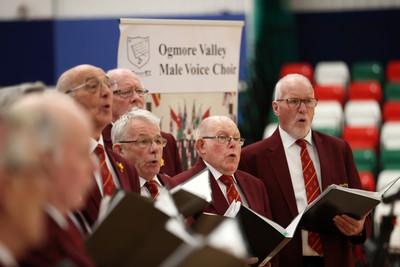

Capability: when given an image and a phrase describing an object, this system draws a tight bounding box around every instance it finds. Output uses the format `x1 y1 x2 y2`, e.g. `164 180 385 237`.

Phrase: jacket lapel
269 129 299 217
312 131 334 190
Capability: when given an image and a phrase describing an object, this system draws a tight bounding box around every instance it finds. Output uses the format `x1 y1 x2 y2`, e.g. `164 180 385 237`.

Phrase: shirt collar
44 203 68 230
202 159 237 183
140 176 161 188
278 125 313 149
90 135 105 154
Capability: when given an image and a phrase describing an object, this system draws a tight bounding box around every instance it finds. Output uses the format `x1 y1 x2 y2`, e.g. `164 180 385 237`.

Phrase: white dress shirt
279 126 323 256
203 160 249 207
0 242 17 267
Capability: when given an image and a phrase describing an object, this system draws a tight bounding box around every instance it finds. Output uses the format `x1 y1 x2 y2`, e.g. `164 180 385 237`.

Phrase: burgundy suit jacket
157 173 172 188
19 214 95 267
169 158 272 220
239 128 372 267
102 124 182 177
82 146 140 227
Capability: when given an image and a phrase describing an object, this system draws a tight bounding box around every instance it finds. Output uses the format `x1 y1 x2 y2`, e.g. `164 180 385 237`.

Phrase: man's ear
194 139 206 155
272 101 279 116
112 143 124 156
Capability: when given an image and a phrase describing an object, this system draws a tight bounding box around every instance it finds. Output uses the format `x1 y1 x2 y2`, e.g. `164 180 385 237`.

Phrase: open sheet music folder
300 176 400 234
192 206 303 267
170 168 212 218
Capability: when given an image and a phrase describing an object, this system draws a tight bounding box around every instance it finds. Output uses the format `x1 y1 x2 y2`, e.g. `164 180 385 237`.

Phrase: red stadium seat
314 84 346 105
280 62 313 82
342 126 379 152
383 101 400 122
358 171 376 192
348 81 382 102
386 60 400 82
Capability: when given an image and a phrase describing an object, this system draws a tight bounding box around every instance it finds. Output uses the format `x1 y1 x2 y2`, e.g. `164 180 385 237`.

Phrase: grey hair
274 73 313 100
111 107 161 144
8 91 87 165
0 108 60 173
0 81 46 112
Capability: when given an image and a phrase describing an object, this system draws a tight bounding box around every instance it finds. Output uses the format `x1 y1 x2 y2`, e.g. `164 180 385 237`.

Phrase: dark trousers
303 256 325 267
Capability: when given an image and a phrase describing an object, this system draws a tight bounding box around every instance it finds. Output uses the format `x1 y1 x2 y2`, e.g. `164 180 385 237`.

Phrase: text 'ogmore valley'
159 43 227 59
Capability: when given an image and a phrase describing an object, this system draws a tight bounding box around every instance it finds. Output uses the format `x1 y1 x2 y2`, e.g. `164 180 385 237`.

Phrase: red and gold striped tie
296 139 323 255
145 180 159 199
95 144 116 196
220 175 242 204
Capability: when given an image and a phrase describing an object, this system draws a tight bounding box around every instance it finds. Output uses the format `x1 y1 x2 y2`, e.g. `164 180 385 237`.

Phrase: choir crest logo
127 36 150 69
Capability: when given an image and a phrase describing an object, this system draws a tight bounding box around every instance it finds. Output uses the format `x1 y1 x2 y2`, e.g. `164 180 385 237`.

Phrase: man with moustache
239 74 371 267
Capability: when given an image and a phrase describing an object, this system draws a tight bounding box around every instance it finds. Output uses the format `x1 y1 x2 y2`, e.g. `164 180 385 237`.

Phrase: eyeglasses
202 135 245 147
66 76 117 95
113 87 149 99
276 98 318 109
118 138 167 149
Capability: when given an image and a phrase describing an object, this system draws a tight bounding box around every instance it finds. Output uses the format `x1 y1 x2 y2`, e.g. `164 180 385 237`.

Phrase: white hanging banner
118 18 244 93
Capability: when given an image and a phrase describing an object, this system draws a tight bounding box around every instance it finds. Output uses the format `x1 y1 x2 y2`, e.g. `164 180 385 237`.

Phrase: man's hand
333 214 366 236
245 257 259 266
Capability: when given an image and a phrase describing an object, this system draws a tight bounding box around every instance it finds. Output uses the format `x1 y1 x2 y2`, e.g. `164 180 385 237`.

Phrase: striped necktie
145 180 159 199
95 144 116 196
220 175 242 204
296 139 323 255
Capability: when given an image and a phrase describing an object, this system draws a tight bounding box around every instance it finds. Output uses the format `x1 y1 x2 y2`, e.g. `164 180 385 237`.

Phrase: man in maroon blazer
105 68 182 177
111 108 172 198
239 74 371 267
168 116 273 266
56 64 140 227
0 105 50 267
13 92 95 266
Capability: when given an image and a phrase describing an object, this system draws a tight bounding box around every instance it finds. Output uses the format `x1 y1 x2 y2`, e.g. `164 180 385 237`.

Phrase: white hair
274 73 313 100
111 107 160 144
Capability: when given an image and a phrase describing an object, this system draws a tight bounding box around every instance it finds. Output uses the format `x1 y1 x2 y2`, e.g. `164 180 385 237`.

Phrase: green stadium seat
351 61 384 83
384 82 400 101
380 149 400 170
352 149 377 173
313 127 341 137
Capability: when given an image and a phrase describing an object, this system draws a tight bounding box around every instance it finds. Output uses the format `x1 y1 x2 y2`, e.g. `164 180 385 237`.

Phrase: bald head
195 116 238 139
274 73 313 100
56 64 103 94
195 116 242 175
56 64 114 139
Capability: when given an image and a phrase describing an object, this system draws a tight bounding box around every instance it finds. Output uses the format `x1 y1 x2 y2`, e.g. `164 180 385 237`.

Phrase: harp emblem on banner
127 37 150 69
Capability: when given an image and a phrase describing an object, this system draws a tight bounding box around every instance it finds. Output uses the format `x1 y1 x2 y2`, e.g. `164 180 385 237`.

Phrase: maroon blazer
169 158 272 220
19 214 95 267
239 128 372 267
102 124 182 177
157 172 172 189
82 146 140 227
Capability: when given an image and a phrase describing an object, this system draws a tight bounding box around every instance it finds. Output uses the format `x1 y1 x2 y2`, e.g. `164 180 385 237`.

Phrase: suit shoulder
169 170 195 188
235 169 262 183
313 130 349 147
241 138 271 155
161 131 176 141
